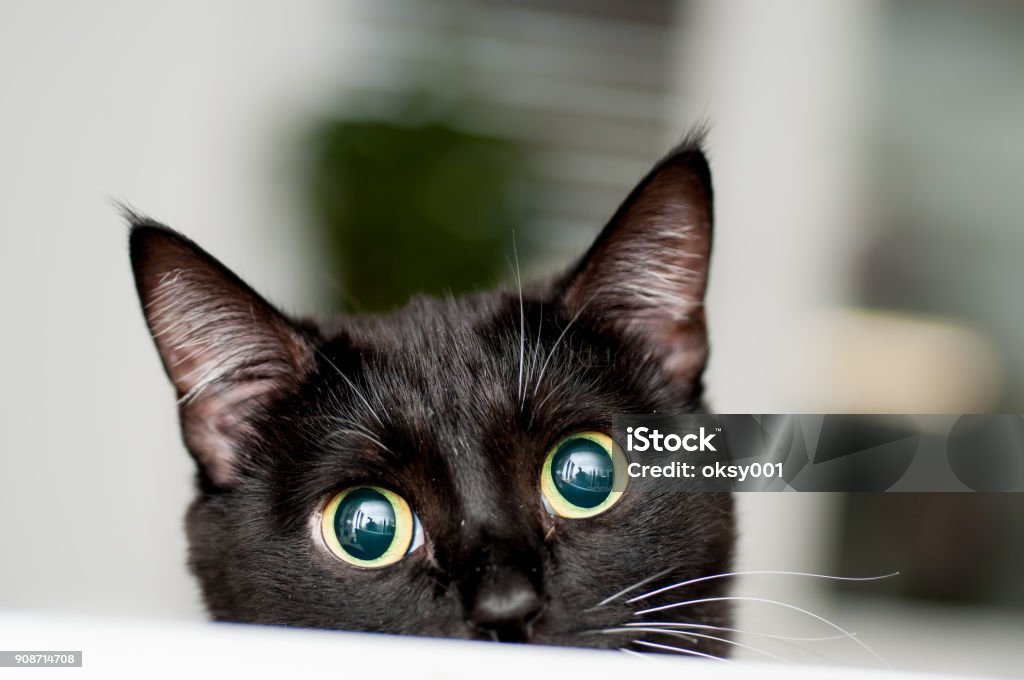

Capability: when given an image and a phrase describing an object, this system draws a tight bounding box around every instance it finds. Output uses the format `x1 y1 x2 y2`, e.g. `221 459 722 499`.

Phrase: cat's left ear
559 137 713 387
129 220 315 489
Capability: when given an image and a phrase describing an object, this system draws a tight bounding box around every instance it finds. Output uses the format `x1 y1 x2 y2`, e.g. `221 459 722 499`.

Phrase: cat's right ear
129 219 314 490
557 136 713 392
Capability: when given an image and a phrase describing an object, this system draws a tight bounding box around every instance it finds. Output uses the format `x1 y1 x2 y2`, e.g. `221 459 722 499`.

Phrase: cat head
129 137 734 655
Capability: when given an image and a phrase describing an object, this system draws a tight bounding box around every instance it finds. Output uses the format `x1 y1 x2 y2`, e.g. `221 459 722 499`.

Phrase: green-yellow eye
320 486 419 568
541 432 627 518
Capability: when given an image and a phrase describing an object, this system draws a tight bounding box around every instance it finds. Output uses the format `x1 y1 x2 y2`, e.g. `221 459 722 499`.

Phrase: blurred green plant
307 119 531 312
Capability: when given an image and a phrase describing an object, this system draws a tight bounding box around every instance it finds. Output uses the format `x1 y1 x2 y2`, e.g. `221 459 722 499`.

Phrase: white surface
0 611 976 680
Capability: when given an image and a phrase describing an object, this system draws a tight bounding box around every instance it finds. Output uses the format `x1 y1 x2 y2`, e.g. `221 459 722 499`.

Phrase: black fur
129 138 735 656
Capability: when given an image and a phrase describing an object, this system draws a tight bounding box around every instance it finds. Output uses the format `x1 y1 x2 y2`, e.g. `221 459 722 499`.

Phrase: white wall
0 0 355 619
668 0 877 656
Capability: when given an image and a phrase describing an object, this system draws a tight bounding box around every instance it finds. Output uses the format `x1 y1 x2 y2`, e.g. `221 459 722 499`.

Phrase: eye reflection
320 486 417 567
334 488 398 561
551 439 614 508
541 432 625 518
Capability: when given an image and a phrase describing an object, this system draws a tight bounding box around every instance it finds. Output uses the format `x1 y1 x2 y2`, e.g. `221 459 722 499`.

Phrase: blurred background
1 0 1022 676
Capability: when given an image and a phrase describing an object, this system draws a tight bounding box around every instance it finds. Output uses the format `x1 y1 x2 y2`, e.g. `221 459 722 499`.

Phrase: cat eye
541 432 627 518
320 486 423 568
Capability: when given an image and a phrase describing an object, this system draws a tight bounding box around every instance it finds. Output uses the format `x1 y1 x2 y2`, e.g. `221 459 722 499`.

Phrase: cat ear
129 219 314 489
559 138 713 387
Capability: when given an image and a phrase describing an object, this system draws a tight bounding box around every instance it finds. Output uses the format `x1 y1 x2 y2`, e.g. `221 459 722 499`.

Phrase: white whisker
624 622 846 665
315 347 385 428
625 621 850 642
628 570 899 603
587 567 677 610
510 238 525 406
621 627 787 662
531 371 581 416
586 626 697 644
532 296 593 398
529 301 544 385
634 640 734 664
634 595 890 668
321 427 392 455
618 648 654 661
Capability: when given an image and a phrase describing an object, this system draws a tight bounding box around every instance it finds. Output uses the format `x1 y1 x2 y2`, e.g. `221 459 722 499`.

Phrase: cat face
130 138 735 655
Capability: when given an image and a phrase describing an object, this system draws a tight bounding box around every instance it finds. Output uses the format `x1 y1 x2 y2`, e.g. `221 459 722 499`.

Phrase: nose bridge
458 516 546 642
460 514 543 587
444 432 547 640
453 445 543 574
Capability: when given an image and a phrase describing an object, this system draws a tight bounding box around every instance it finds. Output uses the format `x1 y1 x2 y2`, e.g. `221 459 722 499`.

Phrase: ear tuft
129 220 313 488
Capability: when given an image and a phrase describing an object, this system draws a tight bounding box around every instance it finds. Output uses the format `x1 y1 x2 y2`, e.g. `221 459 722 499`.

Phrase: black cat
129 135 735 657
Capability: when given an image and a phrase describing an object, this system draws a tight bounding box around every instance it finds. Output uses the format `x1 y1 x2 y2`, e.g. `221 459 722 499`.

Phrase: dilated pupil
334 488 397 561
551 438 614 508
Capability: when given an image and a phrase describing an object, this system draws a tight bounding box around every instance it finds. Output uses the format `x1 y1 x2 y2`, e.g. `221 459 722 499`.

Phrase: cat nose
468 569 544 642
